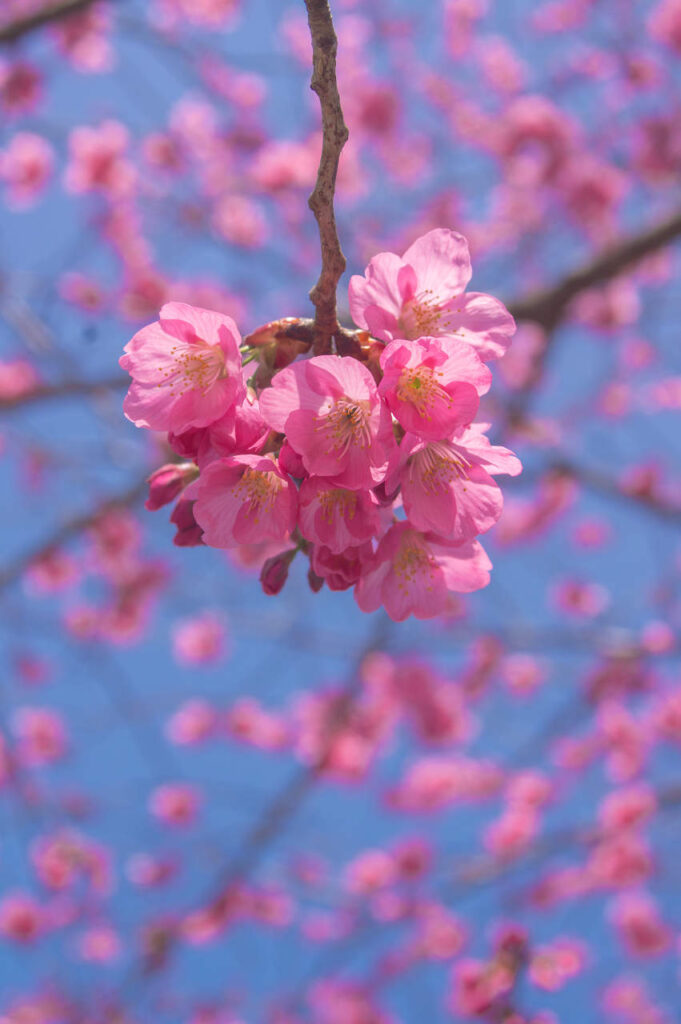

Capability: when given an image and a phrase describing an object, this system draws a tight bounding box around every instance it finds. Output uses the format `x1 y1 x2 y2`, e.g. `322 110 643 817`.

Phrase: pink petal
402 229 472 300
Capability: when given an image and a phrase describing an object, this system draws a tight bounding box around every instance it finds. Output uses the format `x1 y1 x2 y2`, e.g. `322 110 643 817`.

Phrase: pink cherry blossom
171 612 227 665
194 454 297 548
0 132 53 208
348 228 515 361
11 707 67 766
146 462 198 511
166 699 218 744
355 522 492 621
378 336 489 439
259 354 394 488
344 849 397 894
310 542 374 592
64 120 134 196
77 925 121 963
0 893 43 943
0 61 42 116
149 783 201 827
225 698 289 750
0 358 40 401
298 477 382 553
387 426 521 539
121 302 245 433
649 0 681 52
610 892 671 957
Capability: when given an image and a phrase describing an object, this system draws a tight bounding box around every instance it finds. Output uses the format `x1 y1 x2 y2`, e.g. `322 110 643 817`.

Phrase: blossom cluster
120 229 520 621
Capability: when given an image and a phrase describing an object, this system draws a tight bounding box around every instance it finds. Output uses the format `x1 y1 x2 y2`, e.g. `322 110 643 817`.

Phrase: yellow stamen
393 532 437 593
319 488 357 523
318 397 372 456
157 341 227 397
234 468 282 523
396 365 451 418
410 442 470 492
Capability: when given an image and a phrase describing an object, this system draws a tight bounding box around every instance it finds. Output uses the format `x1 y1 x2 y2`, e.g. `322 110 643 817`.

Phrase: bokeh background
1 0 681 1021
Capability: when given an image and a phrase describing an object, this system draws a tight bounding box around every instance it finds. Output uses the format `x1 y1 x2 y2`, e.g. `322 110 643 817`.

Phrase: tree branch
0 0 100 43
505 206 681 425
0 476 147 592
550 455 681 527
0 374 127 411
303 0 349 355
116 614 392 995
508 206 681 331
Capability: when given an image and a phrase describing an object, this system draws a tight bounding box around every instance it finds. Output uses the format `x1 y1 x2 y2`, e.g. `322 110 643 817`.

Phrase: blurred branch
303 0 349 355
551 455 681 527
505 206 681 426
446 778 681 901
0 374 127 411
0 476 147 592
0 0 100 43
120 614 391 989
508 206 681 331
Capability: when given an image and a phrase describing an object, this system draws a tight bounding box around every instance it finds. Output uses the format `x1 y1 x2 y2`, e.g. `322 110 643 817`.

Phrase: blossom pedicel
120 229 521 621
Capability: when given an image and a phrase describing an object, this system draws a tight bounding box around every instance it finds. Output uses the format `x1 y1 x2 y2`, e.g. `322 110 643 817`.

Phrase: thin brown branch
505 206 681 424
303 0 349 355
0 0 99 43
508 206 681 331
0 476 147 592
116 614 392 995
444 778 681 902
550 455 681 527
0 374 127 411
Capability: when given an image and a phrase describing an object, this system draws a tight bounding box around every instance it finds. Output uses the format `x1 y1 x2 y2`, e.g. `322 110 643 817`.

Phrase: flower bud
170 492 204 547
146 462 198 511
278 441 306 479
307 566 325 593
260 549 296 596
244 318 313 382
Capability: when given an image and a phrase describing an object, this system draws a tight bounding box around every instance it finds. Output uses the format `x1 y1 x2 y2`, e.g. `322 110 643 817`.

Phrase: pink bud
307 566 325 593
278 441 306 479
170 492 204 547
260 549 296 596
146 462 197 511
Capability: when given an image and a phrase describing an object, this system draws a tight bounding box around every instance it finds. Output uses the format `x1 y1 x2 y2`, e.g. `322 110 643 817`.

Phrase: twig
0 476 148 592
0 374 127 411
303 0 349 355
508 206 681 331
550 455 681 527
0 0 100 43
505 206 681 424
115 614 392 996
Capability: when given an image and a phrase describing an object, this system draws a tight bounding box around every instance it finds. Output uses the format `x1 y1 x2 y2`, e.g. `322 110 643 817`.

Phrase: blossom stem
303 0 349 356
0 0 99 43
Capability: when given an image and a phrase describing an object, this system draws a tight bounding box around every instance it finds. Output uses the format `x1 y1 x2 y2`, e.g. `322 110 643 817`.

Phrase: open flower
349 228 515 360
121 302 245 433
355 522 492 621
379 336 489 440
311 542 374 592
387 425 522 539
194 453 297 548
298 477 383 553
259 354 394 488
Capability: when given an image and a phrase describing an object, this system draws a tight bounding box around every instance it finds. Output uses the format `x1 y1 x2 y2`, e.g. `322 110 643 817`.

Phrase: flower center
399 290 453 339
319 488 357 524
235 467 282 520
410 442 470 492
319 397 372 456
396 366 451 418
160 341 227 397
393 532 437 592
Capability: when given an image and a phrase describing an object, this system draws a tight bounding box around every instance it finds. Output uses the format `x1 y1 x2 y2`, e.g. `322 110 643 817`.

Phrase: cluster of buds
120 229 520 621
